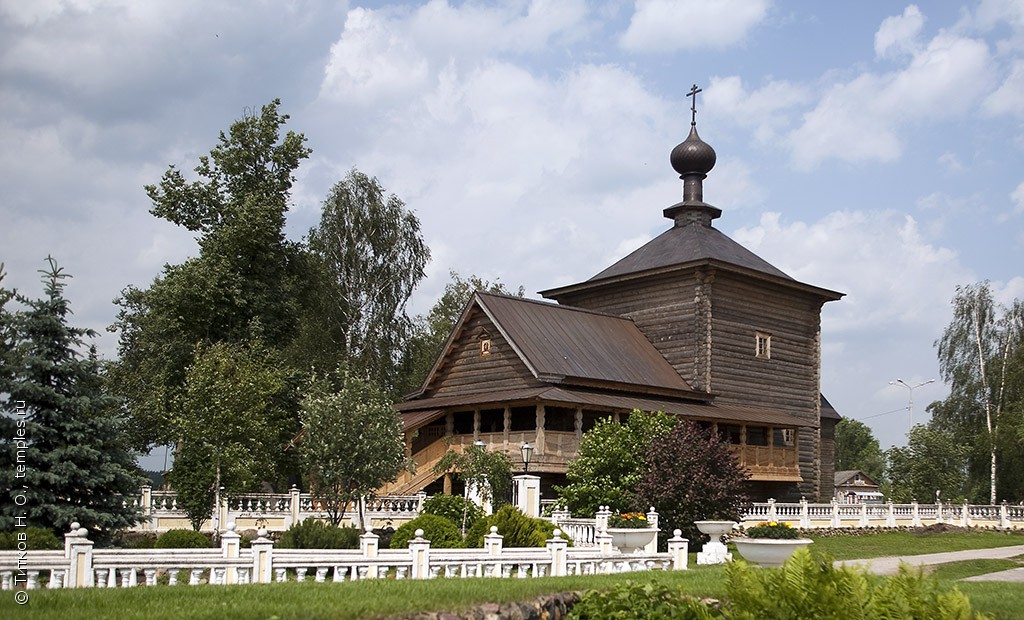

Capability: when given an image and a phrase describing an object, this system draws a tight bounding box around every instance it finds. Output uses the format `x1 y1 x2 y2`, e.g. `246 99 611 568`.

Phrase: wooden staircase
380 437 464 495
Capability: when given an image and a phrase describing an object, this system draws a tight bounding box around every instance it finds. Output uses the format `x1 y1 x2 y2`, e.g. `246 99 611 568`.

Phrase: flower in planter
608 512 650 529
744 521 800 539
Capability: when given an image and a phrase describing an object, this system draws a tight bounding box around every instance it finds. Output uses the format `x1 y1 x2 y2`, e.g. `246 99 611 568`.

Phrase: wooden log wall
428 310 541 397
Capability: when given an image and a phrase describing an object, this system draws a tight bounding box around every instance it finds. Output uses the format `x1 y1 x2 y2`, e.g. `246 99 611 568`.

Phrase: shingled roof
411 292 701 400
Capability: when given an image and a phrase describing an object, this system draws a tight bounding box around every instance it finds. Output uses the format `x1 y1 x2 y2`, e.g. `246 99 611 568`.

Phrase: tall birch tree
935 282 1024 503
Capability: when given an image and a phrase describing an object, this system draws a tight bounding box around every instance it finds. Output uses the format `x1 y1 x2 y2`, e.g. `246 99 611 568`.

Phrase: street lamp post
890 378 935 435
520 442 534 474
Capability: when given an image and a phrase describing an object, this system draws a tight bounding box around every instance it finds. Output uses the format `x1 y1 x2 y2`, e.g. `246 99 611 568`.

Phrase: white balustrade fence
131 486 426 533
1 522 689 590
743 498 1024 530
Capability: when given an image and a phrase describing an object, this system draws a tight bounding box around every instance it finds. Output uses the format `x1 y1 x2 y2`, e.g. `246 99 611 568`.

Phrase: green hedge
154 529 211 549
0 527 63 550
466 505 566 548
390 514 465 549
421 494 484 533
277 520 359 549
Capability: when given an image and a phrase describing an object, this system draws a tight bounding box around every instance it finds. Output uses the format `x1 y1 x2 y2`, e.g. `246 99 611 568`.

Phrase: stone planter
694 520 736 565
732 538 812 568
606 528 658 554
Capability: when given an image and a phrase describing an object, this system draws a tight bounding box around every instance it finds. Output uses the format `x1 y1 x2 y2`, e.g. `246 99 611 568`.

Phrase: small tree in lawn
433 443 512 533
555 410 676 516
171 339 288 531
299 371 407 527
631 420 749 545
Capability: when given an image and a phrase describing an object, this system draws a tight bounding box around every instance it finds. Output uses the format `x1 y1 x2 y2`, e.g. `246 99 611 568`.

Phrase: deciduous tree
298 371 407 527
555 410 675 516
304 170 430 394
886 424 969 503
834 419 886 482
934 282 1023 503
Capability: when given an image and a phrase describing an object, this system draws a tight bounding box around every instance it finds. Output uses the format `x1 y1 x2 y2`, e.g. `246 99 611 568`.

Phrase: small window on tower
755 332 771 359
479 331 491 356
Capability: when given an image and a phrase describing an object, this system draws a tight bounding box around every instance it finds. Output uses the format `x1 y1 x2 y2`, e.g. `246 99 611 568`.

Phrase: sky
2 0 1023 458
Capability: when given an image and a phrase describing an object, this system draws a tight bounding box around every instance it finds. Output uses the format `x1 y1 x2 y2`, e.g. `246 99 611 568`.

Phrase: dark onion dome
670 124 716 177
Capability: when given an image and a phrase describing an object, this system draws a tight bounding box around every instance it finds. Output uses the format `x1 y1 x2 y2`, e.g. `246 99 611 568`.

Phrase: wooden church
389 91 844 503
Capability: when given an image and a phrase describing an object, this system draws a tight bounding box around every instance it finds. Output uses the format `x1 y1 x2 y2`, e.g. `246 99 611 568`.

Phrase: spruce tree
0 258 143 536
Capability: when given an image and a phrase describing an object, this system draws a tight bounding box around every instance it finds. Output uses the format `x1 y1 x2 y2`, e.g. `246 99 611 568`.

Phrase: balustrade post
800 496 810 529
416 491 427 513
64 522 94 588
859 502 868 527
484 526 503 556
595 505 611 533
961 501 970 527
221 522 241 584
1001 501 1010 529
546 529 568 577
140 485 153 531
935 498 944 524
550 507 571 526
408 529 431 579
886 501 896 527
645 507 659 553
512 475 541 518
360 525 380 578
911 500 921 527
830 498 840 528
289 484 301 528
667 530 689 571
767 498 777 522
250 528 274 584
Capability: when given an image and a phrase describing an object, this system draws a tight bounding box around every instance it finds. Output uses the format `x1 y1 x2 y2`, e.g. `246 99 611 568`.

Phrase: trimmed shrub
466 505 566 548
390 514 464 549
277 519 359 549
155 529 212 549
568 580 714 620
0 527 63 550
421 494 484 533
107 531 158 549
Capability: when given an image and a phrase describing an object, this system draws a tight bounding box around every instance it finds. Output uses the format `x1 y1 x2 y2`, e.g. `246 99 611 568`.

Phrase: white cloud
984 59 1024 117
788 30 993 168
874 5 925 59
1011 181 1024 216
732 210 971 332
705 75 810 143
619 0 769 53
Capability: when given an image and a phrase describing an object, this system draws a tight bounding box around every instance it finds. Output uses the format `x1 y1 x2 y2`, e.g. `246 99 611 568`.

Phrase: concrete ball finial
489 526 498 534
258 528 268 538
70 522 80 532
674 529 682 537
415 529 425 538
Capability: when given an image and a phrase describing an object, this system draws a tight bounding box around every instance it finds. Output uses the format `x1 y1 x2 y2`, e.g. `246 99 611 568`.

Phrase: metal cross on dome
687 84 702 125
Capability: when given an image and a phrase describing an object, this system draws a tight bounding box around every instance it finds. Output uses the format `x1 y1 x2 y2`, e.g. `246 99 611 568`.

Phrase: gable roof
409 292 700 401
541 221 843 302
834 470 880 487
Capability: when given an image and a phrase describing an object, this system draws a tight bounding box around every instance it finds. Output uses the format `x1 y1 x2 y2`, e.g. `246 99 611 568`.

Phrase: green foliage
303 169 430 395
557 410 676 516
835 419 886 483
154 529 211 549
421 493 484 534
298 371 407 527
631 420 748 545
465 505 564 548
569 580 718 620
725 549 989 620
744 521 800 539
389 514 465 549
0 527 63 550
886 424 970 503
171 339 289 529
399 271 524 394
277 519 359 550
934 281 1024 503
111 99 311 454
0 259 143 536
433 443 512 511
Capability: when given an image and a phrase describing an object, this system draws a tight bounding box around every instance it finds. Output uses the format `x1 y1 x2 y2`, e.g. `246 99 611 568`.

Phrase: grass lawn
4 531 1023 620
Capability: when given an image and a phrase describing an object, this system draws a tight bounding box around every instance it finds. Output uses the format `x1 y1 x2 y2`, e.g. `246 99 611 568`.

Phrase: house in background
834 470 885 504
388 101 845 503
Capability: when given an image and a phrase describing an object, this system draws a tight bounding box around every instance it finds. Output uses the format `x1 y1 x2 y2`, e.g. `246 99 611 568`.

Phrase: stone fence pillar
250 528 274 584
667 530 689 571
140 485 153 531
645 507 659 554
408 529 431 579
65 522 94 588
830 498 841 528
289 484 301 529
484 526 503 556
360 526 380 578
512 475 541 518
546 529 568 577
799 496 811 529
221 523 241 584
911 500 921 527
1001 501 1010 529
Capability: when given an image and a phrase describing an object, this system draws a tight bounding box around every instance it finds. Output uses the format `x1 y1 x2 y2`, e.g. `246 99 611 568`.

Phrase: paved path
836 544 1024 582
